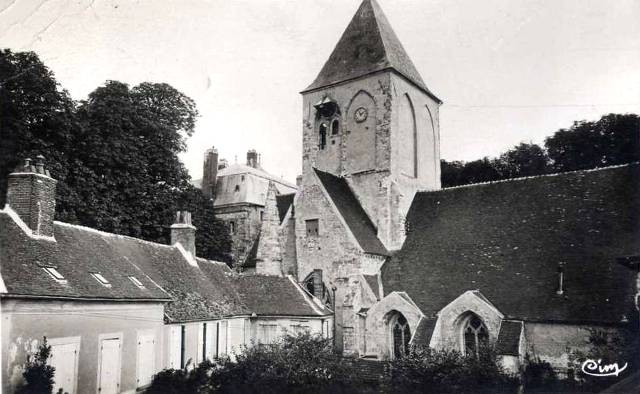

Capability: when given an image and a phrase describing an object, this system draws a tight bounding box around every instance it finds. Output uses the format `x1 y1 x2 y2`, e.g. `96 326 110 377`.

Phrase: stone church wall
216 205 263 268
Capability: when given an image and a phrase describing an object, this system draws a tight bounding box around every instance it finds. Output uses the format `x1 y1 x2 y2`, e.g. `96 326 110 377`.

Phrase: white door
137 333 156 388
218 321 228 356
49 340 80 394
168 326 182 369
98 337 121 394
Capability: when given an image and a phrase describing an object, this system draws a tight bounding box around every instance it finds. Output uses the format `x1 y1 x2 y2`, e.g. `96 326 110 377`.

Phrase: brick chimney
6 156 57 238
171 211 196 260
202 147 218 200
246 149 259 168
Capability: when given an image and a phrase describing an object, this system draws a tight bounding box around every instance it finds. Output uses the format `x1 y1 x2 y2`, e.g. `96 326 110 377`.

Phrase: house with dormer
0 158 331 394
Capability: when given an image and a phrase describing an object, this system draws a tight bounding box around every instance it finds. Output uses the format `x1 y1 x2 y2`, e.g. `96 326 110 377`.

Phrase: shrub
388 345 518 394
147 332 360 394
209 333 359 393
16 337 56 394
146 359 213 394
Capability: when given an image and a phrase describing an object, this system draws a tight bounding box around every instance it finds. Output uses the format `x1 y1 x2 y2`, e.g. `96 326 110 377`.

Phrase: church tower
299 0 442 251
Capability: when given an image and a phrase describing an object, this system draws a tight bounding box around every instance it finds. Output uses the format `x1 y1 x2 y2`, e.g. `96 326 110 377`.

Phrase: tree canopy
0 49 231 262
442 113 639 187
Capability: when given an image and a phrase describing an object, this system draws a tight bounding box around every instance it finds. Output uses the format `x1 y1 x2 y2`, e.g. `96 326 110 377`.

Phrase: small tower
202 147 219 200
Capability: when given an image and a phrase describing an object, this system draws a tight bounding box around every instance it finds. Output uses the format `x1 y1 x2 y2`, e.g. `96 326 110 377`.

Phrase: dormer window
234 185 240 192
43 267 66 284
128 276 145 289
91 272 112 288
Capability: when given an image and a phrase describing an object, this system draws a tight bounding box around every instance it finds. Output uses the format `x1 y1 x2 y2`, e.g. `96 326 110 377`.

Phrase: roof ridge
302 0 437 100
419 162 639 194
54 221 175 249
218 163 297 189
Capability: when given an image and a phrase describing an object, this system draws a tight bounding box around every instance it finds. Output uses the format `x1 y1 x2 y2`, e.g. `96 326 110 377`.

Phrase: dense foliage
147 333 361 394
388 346 518 394
16 337 56 394
441 113 640 187
0 49 231 262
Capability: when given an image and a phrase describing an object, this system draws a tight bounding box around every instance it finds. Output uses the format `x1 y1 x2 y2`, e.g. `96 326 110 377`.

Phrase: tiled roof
132 252 247 323
242 232 261 269
495 321 522 356
314 169 389 256
411 317 436 348
382 164 640 325
276 193 295 224
233 275 332 317
601 370 640 393
0 212 170 301
0 209 249 322
303 0 439 102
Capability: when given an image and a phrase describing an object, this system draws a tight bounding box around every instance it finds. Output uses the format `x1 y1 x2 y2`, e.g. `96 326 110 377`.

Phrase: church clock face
354 107 368 123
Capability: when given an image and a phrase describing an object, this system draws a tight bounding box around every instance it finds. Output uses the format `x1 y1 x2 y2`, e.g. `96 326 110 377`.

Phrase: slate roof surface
0 212 170 301
132 252 247 323
233 275 332 317
190 164 297 208
303 0 439 102
314 168 389 256
363 274 381 300
383 164 640 325
276 193 295 224
601 370 640 393
242 232 261 269
2 205 331 322
411 318 437 348
0 209 254 322
495 321 522 356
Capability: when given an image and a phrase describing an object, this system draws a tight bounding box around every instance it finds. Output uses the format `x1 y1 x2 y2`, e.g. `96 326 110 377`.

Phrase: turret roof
303 0 440 102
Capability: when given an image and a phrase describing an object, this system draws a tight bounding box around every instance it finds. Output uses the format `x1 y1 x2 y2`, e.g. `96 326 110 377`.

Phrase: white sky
1 0 639 183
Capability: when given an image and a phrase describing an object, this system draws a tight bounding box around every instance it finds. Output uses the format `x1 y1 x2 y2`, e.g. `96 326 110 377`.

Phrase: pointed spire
303 0 439 101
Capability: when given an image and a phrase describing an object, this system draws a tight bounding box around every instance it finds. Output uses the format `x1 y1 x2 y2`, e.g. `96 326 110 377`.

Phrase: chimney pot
6 155 57 237
171 210 196 259
556 262 565 295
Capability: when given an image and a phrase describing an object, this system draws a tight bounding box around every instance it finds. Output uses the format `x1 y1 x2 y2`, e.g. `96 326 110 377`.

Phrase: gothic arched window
463 314 489 358
392 314 411 359
303 274 332 308
319 123 328 150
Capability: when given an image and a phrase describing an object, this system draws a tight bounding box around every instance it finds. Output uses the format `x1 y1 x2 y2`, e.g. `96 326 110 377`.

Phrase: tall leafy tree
494 142 550 179
0 49 79 212
0 50 231 262
545 113 640 172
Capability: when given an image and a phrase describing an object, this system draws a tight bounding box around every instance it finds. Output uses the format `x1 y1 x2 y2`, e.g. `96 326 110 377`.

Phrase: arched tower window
462 314 489 358
390 313 411 359
331 119 340 135
319 123 328 150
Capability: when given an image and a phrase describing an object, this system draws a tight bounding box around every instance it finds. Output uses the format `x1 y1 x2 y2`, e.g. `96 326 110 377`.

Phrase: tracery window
463 315 489 358
392 314 411 359
303 273 332 308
